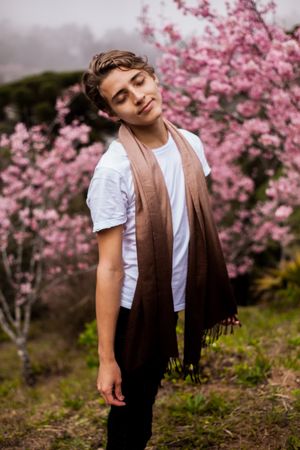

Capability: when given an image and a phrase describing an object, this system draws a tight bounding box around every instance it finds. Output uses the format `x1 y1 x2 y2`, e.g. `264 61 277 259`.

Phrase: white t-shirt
86 128 211 312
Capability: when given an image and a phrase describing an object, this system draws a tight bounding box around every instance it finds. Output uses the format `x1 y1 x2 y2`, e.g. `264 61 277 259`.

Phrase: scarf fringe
166 357 202 383
166 321 236 383
201 321 235 348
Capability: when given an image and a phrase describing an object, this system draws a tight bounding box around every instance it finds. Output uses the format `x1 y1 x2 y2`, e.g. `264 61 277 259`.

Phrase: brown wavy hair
81 50 155 114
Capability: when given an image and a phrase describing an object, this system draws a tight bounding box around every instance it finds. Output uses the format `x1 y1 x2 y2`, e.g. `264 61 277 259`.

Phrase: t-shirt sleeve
86 166 128 233
180 129 211 176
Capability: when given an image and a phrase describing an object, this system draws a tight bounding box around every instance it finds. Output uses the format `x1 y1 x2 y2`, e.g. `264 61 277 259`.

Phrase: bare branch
15 197 31 278
15 302 22 332
1 248 17 290
0 287 16 328
23 302 31 338
28 235 39 275
248 0 273 41
0 308 16 342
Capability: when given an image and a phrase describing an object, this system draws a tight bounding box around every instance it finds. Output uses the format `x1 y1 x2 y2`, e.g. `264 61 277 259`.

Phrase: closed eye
135 77 145 86
115 95 127 104
114 76 145 104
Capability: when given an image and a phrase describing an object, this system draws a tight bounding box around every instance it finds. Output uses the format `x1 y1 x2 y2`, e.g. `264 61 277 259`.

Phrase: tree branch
0 287 16 329
1 248 17 290
0 308 16 342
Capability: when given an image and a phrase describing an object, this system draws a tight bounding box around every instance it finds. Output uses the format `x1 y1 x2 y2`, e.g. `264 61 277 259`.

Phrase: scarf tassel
201 321 235 348
165 321 235 383
166 358 202 383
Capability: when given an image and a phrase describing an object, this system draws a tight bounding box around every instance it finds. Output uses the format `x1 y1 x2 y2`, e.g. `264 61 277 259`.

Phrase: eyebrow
111 71 143 102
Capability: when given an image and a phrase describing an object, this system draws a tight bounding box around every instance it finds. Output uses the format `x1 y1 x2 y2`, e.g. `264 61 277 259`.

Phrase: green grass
234 354 271 386
0 304 300 449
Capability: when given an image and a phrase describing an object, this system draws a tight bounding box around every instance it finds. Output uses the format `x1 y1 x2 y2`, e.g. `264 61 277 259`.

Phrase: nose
131 88 145 105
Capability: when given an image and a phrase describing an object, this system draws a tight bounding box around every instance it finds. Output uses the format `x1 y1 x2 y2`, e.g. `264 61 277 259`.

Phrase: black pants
106 307 177 450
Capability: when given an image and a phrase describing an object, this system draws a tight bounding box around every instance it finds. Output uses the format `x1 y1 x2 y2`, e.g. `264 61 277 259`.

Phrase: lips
139 99 153 114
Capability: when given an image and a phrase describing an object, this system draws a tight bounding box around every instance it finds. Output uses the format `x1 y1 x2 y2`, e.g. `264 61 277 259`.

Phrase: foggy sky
1 0 201 37
0 0 299 83
2 0 299 38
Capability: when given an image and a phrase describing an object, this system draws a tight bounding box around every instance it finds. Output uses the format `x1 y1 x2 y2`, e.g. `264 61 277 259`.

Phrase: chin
144 107 163 123
127 107 163 127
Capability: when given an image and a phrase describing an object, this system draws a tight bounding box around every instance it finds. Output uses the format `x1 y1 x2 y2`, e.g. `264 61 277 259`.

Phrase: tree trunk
16 338 36 386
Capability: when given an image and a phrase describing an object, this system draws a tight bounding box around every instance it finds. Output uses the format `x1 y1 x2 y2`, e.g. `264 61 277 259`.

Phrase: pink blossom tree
0 86 103 384
140 0 300 278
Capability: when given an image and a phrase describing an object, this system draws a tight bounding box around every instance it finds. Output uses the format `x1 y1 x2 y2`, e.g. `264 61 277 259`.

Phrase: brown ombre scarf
118 119 238 379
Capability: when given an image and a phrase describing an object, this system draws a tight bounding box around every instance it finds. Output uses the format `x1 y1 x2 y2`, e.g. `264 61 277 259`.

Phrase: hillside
0 303 300 449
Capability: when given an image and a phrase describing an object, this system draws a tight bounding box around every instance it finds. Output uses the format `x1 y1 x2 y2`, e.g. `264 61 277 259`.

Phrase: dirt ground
0 304 300 449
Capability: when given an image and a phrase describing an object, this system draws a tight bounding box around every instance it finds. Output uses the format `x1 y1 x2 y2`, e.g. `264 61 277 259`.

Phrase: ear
98 108 121 123
108 113 121 123
153 74 160 85
105 108 121 122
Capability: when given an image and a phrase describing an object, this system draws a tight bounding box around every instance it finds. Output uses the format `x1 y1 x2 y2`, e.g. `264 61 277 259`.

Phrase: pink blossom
210 80 232 95
237 101 260 117
20 283 33 295
0 87 104 317
139 0 300 277
259 134 280 147
274 205 293 219
0 134 10 147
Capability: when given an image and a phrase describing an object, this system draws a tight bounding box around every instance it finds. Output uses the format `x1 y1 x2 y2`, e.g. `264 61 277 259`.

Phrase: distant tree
0 71 117 138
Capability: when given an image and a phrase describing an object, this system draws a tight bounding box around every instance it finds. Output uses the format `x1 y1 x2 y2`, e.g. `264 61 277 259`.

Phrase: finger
233 314 241 324
229 316 238 324
232 318 242 327
98 386 112 403
114 382 125 402
105 391 126 406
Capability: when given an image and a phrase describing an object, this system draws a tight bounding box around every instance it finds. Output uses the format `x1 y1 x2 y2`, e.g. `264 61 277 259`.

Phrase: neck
128 116 168 149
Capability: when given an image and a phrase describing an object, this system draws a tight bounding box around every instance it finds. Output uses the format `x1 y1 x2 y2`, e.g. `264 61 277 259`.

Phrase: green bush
38 82 58 103
78 320 98 368
33 101 56 122
11 86 35 108
286 435 300 450
291 389 300 412
0 70 117 140
254 252 300 307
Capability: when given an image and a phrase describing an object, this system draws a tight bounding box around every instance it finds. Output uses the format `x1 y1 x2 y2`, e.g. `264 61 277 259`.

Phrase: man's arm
95 224 126 406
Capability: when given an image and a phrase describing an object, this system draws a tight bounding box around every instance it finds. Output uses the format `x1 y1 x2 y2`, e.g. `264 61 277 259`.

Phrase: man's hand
97 360 126 406
221 314 241 327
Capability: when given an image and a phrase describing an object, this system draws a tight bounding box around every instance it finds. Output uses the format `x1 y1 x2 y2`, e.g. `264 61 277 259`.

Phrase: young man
82 50 240 450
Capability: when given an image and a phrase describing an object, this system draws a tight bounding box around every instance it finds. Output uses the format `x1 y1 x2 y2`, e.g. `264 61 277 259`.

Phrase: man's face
99 67 163 127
